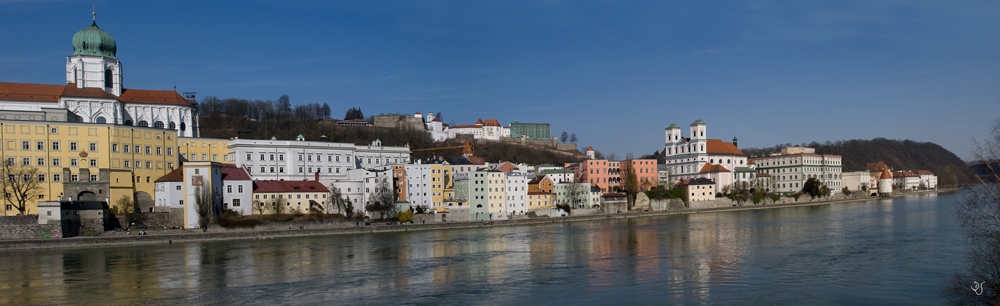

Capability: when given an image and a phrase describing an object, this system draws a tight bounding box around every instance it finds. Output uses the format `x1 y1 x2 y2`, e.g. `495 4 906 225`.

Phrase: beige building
678 178 716 202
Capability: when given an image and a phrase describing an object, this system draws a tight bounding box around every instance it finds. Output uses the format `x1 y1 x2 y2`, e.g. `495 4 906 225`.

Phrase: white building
663 120 747 189
424 112 448 142
153 168 185 211
917 170 938 189
751 150 843 195
227 136 409 186
220 166 253 216
0 18 199 137
505 172 528 216
543 169 575 184
447 119 510 140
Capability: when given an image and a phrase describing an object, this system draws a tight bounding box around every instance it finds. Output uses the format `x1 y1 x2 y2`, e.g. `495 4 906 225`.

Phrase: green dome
72 21 116 59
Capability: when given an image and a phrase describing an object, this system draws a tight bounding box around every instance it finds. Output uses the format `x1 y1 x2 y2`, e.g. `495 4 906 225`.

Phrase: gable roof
699 163 731 173
154 167 185 182
483 119 501 127
494 162 519 172
676 177 715 186
253 180 330 193
917 170 934 175
221 166 251 181
867 162 889 172
119 89 193 106
706 139 745 155
0 82 193 106
879 167 893 180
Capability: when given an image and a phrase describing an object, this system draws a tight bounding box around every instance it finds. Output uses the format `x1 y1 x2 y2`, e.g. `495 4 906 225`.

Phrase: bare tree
570 133 578 143
328 185 349 216
115 195 133 214
253 200 266 215
947 118 1000 305
560 131 569 143
365 177 396 220
195 187 212 232
1 163 44 215
620 153 639 211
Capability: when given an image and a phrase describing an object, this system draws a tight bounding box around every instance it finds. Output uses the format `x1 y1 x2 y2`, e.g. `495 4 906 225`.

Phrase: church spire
92 6 96 23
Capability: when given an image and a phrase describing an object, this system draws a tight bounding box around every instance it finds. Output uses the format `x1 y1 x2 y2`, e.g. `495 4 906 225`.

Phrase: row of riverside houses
659 120 939 200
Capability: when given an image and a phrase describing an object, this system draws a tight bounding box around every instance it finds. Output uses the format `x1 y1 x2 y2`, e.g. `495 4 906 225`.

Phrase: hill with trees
740 138 974 187
197 95 584 165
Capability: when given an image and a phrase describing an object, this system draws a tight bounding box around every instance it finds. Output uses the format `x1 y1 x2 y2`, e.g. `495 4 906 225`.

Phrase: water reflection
0 192 968 305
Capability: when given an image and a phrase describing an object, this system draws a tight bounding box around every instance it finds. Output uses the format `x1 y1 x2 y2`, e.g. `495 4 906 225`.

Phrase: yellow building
251 180 330 214
487 171 507 219
1 121 179 215
527 192 555 209
178 137 230 163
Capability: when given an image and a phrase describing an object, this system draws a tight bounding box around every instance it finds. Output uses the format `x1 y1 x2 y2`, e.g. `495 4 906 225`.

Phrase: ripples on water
0 192 967 305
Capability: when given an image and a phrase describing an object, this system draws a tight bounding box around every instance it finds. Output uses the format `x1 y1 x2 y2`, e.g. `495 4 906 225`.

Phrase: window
38 174 45 182
270 154 274 161
90 159 97 167
156 147 162 155
168 122 176 130
261 167 266 173
138 120 148 127
167 162 173 169
52 142 60 150
90 143 97 151
90 175 97 182
70 159 78 166
51 158 59 166
279 154 284 161
167 147 172 155
260 154 265 161
227 185 233 193
37 158 44 166
154 121 164 129
270 167 275 173
123 160 130 168
145 146 151 154
146 162 151 169
37 141 44 150
53 174 60 182
22 141 29 150
124 145 129 153
238 185 244 193
233 199 241 207
71 174 78 182
70 142 78 151
279 167 284 173
135 145 140 154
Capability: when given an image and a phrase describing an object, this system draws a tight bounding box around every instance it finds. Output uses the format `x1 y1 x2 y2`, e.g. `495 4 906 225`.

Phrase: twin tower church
0 16 199 137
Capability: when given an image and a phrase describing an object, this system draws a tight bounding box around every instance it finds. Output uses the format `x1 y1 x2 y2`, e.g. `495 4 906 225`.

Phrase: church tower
690 119 707 153
66 12 122 96
665 124 681 156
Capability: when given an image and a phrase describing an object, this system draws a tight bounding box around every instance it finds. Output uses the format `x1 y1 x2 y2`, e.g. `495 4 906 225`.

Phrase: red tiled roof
467 156 486 165
415 111 422 114
475 119 484 125
221 166 251 181
450 125 480 129
119 89 192 106
893 171 918 178
60 84 118 99
432 118 442 122
917 170 934 175
253 180 330 193
880 168 892 180
0 82 192 106
0 82 66 102
699 163 730 173
154 167 185 182
747 160 755 165
586 146 594 151
483 119 501 127
706 139 745 155
494 162 519 172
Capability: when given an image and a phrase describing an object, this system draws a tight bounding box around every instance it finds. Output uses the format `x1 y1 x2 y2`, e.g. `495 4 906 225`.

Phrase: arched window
154 121 164 129
124 120 133 126
168 122 176 130
95 117 106 124
180 122 186 131
138 120 148 127
104 69 113 88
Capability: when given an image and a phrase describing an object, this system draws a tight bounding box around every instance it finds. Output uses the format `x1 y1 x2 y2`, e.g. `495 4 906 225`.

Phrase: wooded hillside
741 138 974 186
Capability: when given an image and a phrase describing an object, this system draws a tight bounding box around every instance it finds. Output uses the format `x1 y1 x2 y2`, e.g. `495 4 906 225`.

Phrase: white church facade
0 17 199 137
662 120 749 191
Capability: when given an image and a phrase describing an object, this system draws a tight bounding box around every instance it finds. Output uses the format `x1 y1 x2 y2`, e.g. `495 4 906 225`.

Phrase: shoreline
0 189 957 251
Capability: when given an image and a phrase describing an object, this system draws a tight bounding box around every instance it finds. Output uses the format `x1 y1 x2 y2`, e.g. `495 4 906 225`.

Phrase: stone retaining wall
0 215 38 226
0 224 61 239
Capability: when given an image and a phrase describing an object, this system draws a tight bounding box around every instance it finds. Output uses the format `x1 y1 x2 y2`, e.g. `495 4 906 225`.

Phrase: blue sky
2 1 999 160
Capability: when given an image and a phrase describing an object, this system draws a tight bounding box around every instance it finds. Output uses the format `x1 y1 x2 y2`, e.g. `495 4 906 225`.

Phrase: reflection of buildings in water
633 220 661 283
0 249 69 304
683 213 744 301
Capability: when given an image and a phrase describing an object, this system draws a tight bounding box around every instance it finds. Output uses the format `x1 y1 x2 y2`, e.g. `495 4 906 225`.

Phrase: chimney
315 171 320 182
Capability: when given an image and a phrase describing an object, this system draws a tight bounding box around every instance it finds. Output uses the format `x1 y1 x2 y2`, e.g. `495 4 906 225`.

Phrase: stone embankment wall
0 216 62 239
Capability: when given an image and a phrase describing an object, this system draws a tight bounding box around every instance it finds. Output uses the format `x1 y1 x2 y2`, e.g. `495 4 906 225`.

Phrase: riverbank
0 189 957 251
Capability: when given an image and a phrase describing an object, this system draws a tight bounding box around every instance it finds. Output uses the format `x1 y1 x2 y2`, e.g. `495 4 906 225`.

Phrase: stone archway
134 191 154 213
77 191 97 201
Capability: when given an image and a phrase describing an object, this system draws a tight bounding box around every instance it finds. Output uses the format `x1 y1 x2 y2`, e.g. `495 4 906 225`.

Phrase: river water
0 192 968 305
